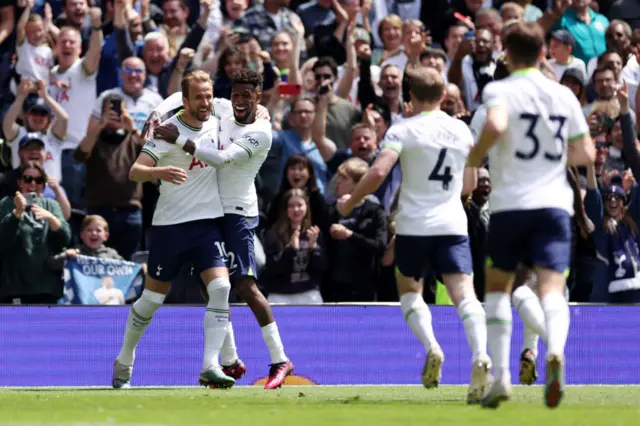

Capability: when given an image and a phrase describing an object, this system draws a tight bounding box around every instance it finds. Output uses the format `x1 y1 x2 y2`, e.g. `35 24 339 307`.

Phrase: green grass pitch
0 385 638 425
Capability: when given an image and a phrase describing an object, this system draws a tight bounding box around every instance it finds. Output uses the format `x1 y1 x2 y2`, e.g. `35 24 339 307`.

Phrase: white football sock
116 289 165 366
485 292 512 382
541 292 570 357
457 297 487 361
400 292 440 353
261 322 288 364
202 278 231 371
221 322 239 366
512 285 547 356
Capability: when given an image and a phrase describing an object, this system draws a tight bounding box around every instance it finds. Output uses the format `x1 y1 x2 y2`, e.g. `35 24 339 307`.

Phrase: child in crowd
548 29 587 84
48 215 123 270
15 0 54 84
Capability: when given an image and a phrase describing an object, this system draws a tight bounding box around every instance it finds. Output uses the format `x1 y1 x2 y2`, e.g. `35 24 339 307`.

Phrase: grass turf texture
0 385 637 425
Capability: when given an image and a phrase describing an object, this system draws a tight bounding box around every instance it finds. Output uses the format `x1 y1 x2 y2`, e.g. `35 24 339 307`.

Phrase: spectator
448 27 496 112
270 17 304 84
511 0 543 22
233 0 305 57
3 79 67 183
262 98 330 200
361 102 391 142
560 67 587 106
159 0 189 58
420 47 449 82
554 0 609 65
51 0 93 54
0 133 71 219
323 157 387 302
335 24 379 107
312 56 360 150
0 161 71 304
592 131 610 185
548 29 587 83
500 2 524 22
441 82 468 118
475 7 503 51
91 56 163 132
262 188 327 304
370 14 402 67
584 65 618 116
295 0 335 37
15 0 54 83
75 93 146 260
265 153 330 234
443 23 468 73
49 10 103 208
358 62 403 122
465 167 490 301
47 214 124 271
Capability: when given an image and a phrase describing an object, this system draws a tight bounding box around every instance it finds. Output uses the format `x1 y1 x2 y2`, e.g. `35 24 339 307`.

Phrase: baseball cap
561 67 586 86
551 29 576 50
604 183 627 201
18 132 45 150
25 97 52 115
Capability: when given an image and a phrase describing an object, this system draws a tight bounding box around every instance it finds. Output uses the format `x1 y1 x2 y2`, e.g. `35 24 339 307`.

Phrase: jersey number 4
428 148 453 190
517 113 567 161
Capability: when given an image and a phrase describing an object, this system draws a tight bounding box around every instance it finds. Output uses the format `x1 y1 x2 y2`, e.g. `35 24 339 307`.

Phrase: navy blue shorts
487 208 572 274
395 235 473 280
147 219 226 282
220 214 259 280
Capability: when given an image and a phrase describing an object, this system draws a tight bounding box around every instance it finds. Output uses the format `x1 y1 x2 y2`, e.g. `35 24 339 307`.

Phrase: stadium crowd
0 0 639 305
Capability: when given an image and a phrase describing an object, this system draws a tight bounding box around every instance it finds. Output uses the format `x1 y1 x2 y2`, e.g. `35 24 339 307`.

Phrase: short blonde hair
378 14 402 40
82 215 109 232
181 69 212 99
500 2 524 20
337 157 369 184
589 100 620 119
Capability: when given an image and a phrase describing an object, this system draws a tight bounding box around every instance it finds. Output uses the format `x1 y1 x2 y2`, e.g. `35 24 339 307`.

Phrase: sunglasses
22 175 45 184
595 141 610 149
123 67 144 75
315 73 333 81
605 193 624 202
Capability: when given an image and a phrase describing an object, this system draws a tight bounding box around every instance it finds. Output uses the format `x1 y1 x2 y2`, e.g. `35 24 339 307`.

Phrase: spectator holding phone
0 161 71 304
75 93 146 260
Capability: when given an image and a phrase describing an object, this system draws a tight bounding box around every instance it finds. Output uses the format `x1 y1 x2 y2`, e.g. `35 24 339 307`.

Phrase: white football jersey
141 111 224 226
381 110 474 237
153 91 232 123
482 68 589 215
217 117 272 217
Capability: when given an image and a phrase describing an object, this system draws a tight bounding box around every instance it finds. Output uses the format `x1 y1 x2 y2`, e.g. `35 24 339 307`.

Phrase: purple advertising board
0 305 637 386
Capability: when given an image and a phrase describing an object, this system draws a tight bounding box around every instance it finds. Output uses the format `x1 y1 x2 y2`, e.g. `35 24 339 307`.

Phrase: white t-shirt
141 111 224 226
8 126 63 182
216 116 272 216
622 54 639 112
49 59 98 150
549 56 587 83
482 68 589 215
15 40 53 82
380 110 473 237
92 87 164 131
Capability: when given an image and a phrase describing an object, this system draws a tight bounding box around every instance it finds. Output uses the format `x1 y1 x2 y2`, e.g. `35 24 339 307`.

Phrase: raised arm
83 8 104 76
37 81 68 140
2 79 30 142
336 23 357 99
16 0 33 45
0 5 15 46
311 88 338 161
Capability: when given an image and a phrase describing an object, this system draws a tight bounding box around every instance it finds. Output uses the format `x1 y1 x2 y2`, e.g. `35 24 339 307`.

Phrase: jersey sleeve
140 138 173 163
233 130 271 158
481 82 506 110
213 98 232 119
469 106 487 143
153 92 184 121
566 91 590 142
380 125 405 154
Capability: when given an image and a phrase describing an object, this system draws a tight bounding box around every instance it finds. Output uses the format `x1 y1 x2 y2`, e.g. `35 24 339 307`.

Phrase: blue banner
61 256 143 305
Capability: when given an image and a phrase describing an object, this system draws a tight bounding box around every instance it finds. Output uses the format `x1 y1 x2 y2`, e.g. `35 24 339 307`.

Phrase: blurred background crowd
1 0 639 305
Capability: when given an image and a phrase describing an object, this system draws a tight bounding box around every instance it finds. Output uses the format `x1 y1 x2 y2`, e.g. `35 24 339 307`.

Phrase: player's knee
512 284 537 308
141 288 167 305
207 277 231 300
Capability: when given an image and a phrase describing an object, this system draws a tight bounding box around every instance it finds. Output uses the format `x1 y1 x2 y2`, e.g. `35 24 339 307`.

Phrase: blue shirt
554 8 609 64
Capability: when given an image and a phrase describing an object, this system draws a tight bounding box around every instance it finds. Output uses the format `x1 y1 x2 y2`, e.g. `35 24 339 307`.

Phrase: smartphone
25 192 37 212
317 83 330 95
279 83 302 97
232 27 252 44
110 98 122 119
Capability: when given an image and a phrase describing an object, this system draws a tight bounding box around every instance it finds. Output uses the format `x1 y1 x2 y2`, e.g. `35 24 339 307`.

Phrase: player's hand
617 80 630 114
622 168 635 193
290 228 300 249
143 111 162 140
329 223 353 240
13 192 27 215
153 166 188 185
336 194 353 217
154 123 180 144
306 225 320 249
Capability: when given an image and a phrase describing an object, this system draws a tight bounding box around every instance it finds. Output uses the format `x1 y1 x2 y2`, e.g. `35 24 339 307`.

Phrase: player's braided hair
231 69 263 91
